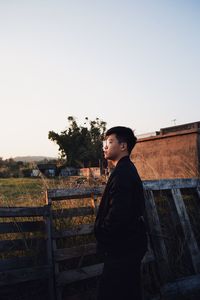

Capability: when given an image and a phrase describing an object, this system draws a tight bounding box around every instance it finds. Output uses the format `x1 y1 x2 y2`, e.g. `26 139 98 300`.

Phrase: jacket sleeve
97 173 142 243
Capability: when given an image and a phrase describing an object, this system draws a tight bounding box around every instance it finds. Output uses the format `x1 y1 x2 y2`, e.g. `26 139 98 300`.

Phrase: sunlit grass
0 178 46 206
0 176 103 207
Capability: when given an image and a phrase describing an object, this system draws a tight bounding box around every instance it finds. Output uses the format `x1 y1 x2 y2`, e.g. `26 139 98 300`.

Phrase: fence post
45 191 56 300
197 185 200 199
144 189 171 284
171 188 200 273
91 193 98 217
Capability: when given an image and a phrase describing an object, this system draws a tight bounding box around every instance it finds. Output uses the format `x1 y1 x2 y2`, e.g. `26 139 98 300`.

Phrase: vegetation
0 158 30 178
0 157 58 178
0 178 46 206
48 116 107 168
0 176 104 207
0 116 107 179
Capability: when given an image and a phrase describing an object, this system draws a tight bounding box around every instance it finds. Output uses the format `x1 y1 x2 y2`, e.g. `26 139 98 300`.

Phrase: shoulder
117 158 140 179
110 160 141 188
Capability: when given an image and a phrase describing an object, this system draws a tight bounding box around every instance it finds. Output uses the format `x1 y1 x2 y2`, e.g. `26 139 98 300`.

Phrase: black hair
105 126 137 154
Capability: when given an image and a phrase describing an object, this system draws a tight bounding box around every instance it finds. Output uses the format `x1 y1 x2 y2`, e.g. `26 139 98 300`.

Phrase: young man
94 126 148 300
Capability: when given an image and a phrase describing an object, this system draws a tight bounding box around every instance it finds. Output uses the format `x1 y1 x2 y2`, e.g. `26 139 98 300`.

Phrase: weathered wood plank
0 256 45 271
52 206 94 219
91 194 98 216
0 238 45 252
45 194 56 300
160 274 200 299
56 263 104 286
47 179 198 201
143 178 198 191
0 206 50 217
48 187 103 200
53 239 62 300
53 223 94 239
197 185 200 199
0 265 52 286
54 242 155 264
144 190 170 283
0 221 45 234
54 242 96 262
47 191 62 300
171 188 200 273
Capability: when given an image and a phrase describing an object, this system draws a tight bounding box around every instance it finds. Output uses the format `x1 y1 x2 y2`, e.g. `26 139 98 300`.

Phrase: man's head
103 126 137 163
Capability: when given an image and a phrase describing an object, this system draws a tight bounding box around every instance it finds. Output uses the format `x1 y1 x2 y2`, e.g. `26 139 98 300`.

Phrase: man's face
103 134 123 161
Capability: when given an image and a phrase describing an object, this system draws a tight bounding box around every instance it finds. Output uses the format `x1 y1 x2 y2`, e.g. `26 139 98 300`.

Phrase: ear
120 142 127 151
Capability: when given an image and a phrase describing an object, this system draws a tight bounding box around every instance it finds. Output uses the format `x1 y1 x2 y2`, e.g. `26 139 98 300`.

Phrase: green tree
48 116 107 167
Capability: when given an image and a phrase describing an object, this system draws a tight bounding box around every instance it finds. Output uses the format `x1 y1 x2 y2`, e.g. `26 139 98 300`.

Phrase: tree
48 116 107 168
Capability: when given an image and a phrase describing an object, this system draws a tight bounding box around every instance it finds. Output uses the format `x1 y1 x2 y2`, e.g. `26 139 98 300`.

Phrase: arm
98 173 140 243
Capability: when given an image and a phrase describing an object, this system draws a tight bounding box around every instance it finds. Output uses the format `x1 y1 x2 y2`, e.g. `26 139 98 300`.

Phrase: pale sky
1 0 200 159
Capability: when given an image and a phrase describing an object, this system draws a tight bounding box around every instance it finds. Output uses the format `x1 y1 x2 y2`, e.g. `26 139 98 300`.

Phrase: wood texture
0 265 52 286
144 190 170 283
56 263 104 286
171 188 200 273
53 223 94 239
0 206 50 217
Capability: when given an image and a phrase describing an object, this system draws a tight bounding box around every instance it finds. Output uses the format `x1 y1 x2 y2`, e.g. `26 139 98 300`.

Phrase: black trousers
96 252 143 300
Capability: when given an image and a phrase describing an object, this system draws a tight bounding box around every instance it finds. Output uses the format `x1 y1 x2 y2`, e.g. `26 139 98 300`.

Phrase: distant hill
13 156 57 162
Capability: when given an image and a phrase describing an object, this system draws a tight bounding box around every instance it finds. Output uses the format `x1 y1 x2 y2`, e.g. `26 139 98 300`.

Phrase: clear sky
1 0 200 159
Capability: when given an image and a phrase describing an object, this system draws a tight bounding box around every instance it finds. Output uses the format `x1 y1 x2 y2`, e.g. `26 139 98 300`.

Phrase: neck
110 153 129 167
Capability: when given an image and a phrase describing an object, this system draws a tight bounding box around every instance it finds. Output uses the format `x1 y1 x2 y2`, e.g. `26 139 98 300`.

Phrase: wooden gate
46 178 200 300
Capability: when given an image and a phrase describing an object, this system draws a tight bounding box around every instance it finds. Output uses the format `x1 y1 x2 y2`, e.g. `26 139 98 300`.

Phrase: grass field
0 178 45 206
0 177 77 207
0 176 104 207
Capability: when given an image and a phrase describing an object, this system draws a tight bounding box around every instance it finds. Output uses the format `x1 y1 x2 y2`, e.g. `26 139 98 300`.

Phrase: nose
102 141 108 150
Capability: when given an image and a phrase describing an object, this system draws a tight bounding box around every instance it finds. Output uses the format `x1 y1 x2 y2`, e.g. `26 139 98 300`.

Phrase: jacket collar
106 155 130 183
115 155 130 167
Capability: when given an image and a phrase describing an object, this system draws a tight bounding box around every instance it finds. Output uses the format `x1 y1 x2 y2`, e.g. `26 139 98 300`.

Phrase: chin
105 156 113 161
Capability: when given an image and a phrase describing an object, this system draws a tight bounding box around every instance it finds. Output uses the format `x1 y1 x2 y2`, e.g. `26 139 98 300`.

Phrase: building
78 167 101 178
36 164 57 177
59 167 78 177
131 121 200 180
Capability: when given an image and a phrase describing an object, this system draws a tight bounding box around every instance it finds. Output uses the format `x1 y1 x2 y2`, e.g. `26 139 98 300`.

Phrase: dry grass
0 176 104 207
0 176 102 261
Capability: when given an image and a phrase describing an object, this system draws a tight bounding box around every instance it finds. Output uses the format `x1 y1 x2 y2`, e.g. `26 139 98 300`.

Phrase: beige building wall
131 124 200 180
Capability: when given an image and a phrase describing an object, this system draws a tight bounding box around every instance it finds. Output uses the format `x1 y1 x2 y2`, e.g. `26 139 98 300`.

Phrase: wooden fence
0 206 55 300
1 178 200 300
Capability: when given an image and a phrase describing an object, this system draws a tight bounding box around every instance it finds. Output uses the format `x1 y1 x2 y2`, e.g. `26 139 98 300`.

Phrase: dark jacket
94 156 148 256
